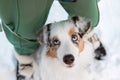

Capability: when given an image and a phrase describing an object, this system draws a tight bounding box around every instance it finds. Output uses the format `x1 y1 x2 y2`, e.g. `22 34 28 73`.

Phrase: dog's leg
90 34 106 60
86 31 107 60
13 50 34 80
94 41 106 60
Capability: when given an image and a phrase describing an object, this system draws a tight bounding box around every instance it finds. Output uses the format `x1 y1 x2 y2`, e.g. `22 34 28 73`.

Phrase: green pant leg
59 0 99 27
0 0 53 55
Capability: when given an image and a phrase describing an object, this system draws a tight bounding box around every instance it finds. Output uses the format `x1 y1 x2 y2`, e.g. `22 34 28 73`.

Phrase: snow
0 0 120 80
0 32 17 80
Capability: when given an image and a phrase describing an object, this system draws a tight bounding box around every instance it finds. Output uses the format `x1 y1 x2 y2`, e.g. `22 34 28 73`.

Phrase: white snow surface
0 0 120 80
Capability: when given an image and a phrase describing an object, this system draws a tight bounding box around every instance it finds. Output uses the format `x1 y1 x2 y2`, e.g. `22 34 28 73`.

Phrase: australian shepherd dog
32 16 106 80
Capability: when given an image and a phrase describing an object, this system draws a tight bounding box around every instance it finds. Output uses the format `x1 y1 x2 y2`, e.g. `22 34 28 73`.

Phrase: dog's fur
32 16 106 80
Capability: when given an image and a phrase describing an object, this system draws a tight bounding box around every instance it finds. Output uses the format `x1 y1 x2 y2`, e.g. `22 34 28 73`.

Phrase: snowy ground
0 0 120 80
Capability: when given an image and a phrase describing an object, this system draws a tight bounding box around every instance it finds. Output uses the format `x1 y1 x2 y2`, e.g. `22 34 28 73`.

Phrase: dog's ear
36 23 51 45
72 16 91 37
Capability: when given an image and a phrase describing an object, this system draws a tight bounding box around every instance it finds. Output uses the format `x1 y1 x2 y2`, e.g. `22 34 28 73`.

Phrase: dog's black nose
63 54 74 65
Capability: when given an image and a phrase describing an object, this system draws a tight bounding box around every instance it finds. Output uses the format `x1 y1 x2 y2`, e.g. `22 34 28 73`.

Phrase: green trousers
0 0 99 55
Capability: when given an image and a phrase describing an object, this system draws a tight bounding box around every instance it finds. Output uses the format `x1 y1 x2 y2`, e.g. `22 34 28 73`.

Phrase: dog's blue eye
53 39 60 46
72 34 78 42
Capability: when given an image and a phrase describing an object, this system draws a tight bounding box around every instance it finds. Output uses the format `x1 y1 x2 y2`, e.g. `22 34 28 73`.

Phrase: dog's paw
17 61 33 80
17 74 26 80
95 42 106 60
17 74 33 80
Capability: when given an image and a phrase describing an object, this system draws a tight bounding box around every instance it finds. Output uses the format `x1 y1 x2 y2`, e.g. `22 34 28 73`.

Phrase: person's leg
0 0 53 78
0 0 53 55
59 0 99 28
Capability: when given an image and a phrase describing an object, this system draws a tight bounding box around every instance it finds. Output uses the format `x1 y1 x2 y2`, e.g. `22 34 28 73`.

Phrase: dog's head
36 16 94 68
